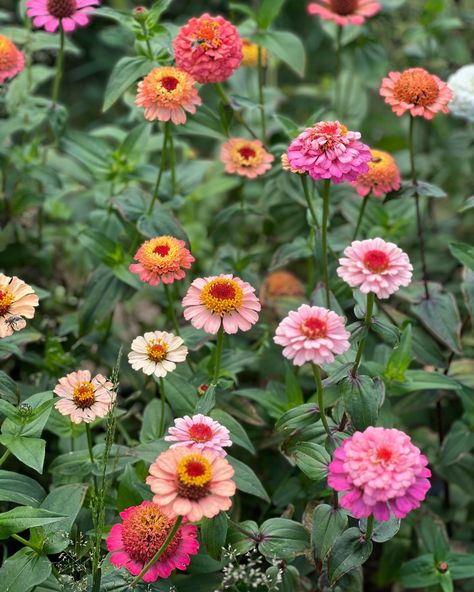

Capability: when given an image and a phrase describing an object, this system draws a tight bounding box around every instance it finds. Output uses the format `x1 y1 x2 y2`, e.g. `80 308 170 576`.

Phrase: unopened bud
197 384 208 396
133 6 148 22
438 562 449 573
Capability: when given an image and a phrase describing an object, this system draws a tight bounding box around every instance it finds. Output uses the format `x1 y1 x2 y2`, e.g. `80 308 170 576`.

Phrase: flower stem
351 292 375 376
0 448 10 468
257 45 266 139
147 122 170 215
365 514 374 540
212 324 225 385
334 25 342 111
301 175 320 229
140 23 154 59
12 534 42 554
158 377 166 437
321 179 331 308
311 363 331 438
164 283 180 335
352 195 369 241
85 423 98 491
51 26 65 105
213 83 263 143
169 126 176 193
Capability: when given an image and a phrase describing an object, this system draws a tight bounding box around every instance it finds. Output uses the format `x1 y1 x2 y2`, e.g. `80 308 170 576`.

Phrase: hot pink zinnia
287 121 371 184
173 13 243 84
307 0 381 26
26 0 100 33
182 274 261 335
328 427 431 521
165 414 232 456
0 36 25 85
106 501 199 583
337 238 413 299
274 304 351 366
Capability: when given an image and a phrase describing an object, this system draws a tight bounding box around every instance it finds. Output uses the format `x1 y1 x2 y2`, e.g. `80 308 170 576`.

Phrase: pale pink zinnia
337 238 413 299
106 501 199 582
147 446 236 522
220 138 274 179
165 414 232 456
26 0 100 33
287 121 371 184
328 427 431 521
274 304 351 366
307 0 381 26
0 274 39 338
0 35 25 85
182 274 261 335
54 370 116 424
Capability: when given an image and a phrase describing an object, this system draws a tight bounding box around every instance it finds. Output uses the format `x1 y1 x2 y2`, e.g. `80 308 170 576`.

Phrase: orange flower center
0 36 19 70
200 278 244 315
153 244 171 256
146 339 168 362
363 249 390 273
73 381 95 409
193 19 222 51
0 287 14 317
161 76 179 92
238 146 257 161
375 446 393 463
393 68 439 107
301 317 328 339
47 0 77 18
177 454 212 500
188 423 213 443
329 0 359 15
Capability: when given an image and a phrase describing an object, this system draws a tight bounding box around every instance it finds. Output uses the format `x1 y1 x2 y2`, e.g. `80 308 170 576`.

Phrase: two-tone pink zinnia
26 0 100 33
165 414 232 456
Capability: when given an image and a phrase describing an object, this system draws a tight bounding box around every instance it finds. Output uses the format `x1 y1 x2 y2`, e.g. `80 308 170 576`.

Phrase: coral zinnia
241 39 267 68
182 274 261 335
260 271 305 306
0 274 39 338
0 36 25 85
147 446 236 521
380 68 453 120
307 0 381 26
107 501 199 582
173 13 243 84
448 64 474 122
274 304 351 366
26 0 100 33
352 149 401 197
328 427 431 521
54 370 116 424
130 236 195 286
220 138 274 179
165 414 232 456
128 331 188 378
287 121 371 184
135 66 201 125
337 238 412 299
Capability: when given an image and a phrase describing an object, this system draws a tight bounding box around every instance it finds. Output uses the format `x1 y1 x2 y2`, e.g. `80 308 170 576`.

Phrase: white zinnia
128 331 188 378
448 64 474 122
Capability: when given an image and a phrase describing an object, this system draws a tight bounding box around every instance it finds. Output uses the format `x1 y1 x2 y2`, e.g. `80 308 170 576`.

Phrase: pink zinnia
173 13 243 84
351 149 401 197
26 0 100 33
182 274 261 335
0 274 39 338
106 501 199 583
287 121 371 184
165 414 232 456
380 68 453 120
274 304 351 366
220 138 274 179
307 0 381 26
0 35 25 85
337 238 413 299
328 427 431 521
147 446 236 522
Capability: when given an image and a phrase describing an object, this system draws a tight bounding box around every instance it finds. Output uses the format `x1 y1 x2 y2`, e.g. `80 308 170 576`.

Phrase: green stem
164 283 180 335
140 23 154 59
158 377 166 437
352 195 369 241
11 534 42 554
51 26 65 105
321 179 331 308
334 25 342 112
257 44 266 139
301 175 320 229
351 292 375 376
0 448 11 468
311 363 331 438
365 514 374 540
85 423 98 491
147 123 170 215
169 126 176 193
212 324 225 385
213 83 262 143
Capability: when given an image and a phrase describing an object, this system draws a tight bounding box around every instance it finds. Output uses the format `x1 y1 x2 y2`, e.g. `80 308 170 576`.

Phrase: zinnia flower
287 121 371 184
106 501 199 582
54 371 116 424
182 274 261 335
26 0 100 33
0 274 39 339
328 427 431 521
241 39 267 68
128 331 188 378
147 446 236 521
351 149 401 197
260 271 305 306
0 35 25 85
135 66 201 125
337 238 413 299
130 236 194 286
165 414 232 456
380 68 453 120
447 64 474 122
307 0 381 26
274 304 351 366
220 138 274 179
173 13 243 84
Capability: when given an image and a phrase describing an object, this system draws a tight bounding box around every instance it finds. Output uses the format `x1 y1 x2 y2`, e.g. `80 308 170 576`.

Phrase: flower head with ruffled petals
0 36 25 84
165 414 232 456
307 0 381 26
26 0 100 33
220 138 274 179
0 274 39 338
352 149 401 197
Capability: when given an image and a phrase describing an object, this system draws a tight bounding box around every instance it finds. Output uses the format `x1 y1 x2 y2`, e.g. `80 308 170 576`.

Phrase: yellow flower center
73 381 95 409
200 278 244 315
146 339 168 362
231 141 263 168
177 454 212 488
0 286 14 317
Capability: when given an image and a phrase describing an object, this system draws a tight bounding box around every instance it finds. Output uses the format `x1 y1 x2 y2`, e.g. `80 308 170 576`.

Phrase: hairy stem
365 514 374 540
311 363 331 438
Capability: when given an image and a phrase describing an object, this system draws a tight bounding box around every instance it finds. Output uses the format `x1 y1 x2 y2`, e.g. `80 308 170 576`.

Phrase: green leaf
390 370 461 395
340 375 383 431
80 267 131 330
0 470 46 507
210 409 255 454
312 504 348 562
259 518 309 560
0 399 22 422
103 56 153 112
439 421 474 465
285 366 304 408
400 554 439 588
359 515 400 543
449 241 474 271
257 0 285 29
137 208 189 243
270 237 312 271
0 548 52 592
448 552 474 579
385 324 412 381
0 506 65 539
201 512 228 560
328 527 373 585
0 371 19 404
227 456 270 502
0 435 46 473
276 403 320 434
194 383 216 415
139 398 172 444
416 181 447 199
288 441 331 482
164 373 198 416
253 31 306 77
228 519 259 555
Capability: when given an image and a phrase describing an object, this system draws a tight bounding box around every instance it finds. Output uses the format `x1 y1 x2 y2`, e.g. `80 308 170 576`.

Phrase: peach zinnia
135 66 201 125
307 0 381 26
0 274 39 338
0 35 25 85
182 274 261 335
352 149 401 197
128 331 188 378
220 138 274 179
380 68 453 120
130 236 194 286
26 0 100 33
147 446 236 522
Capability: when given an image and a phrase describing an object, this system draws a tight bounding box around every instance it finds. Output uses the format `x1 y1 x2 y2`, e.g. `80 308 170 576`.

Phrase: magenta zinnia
26 0 100 33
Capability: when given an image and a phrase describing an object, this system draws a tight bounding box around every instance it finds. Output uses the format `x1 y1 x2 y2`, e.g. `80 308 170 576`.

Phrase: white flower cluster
448 64 474 122
215 548 283 591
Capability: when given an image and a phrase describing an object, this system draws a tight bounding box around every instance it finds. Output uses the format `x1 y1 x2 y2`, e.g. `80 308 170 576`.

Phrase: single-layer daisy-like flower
0 35 25 85
307 0 381 26
165 414 232 456
128 331 188 378
274 304 351 366
328 427 431 521
337 238 413 299
0 274 39 339
26 0 100 33
351 149 401 197
260 271 305 306
281 153 305 175
147 446 236 522
447 64 474 122
241 39 267 68
182 274 261 335
287 121 371 184
130 236 195 286
107 501 199 583
173 13 243 84
135 66 202 125
380 68 453 120
54 370 116 424
220 138 274 179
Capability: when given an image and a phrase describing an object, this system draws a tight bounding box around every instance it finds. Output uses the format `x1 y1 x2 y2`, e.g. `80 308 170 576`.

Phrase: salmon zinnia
220 138 274 179
307 0 381 26
26 0 100 33
352 149 401 197
0 35 25 85
0 274 39 338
